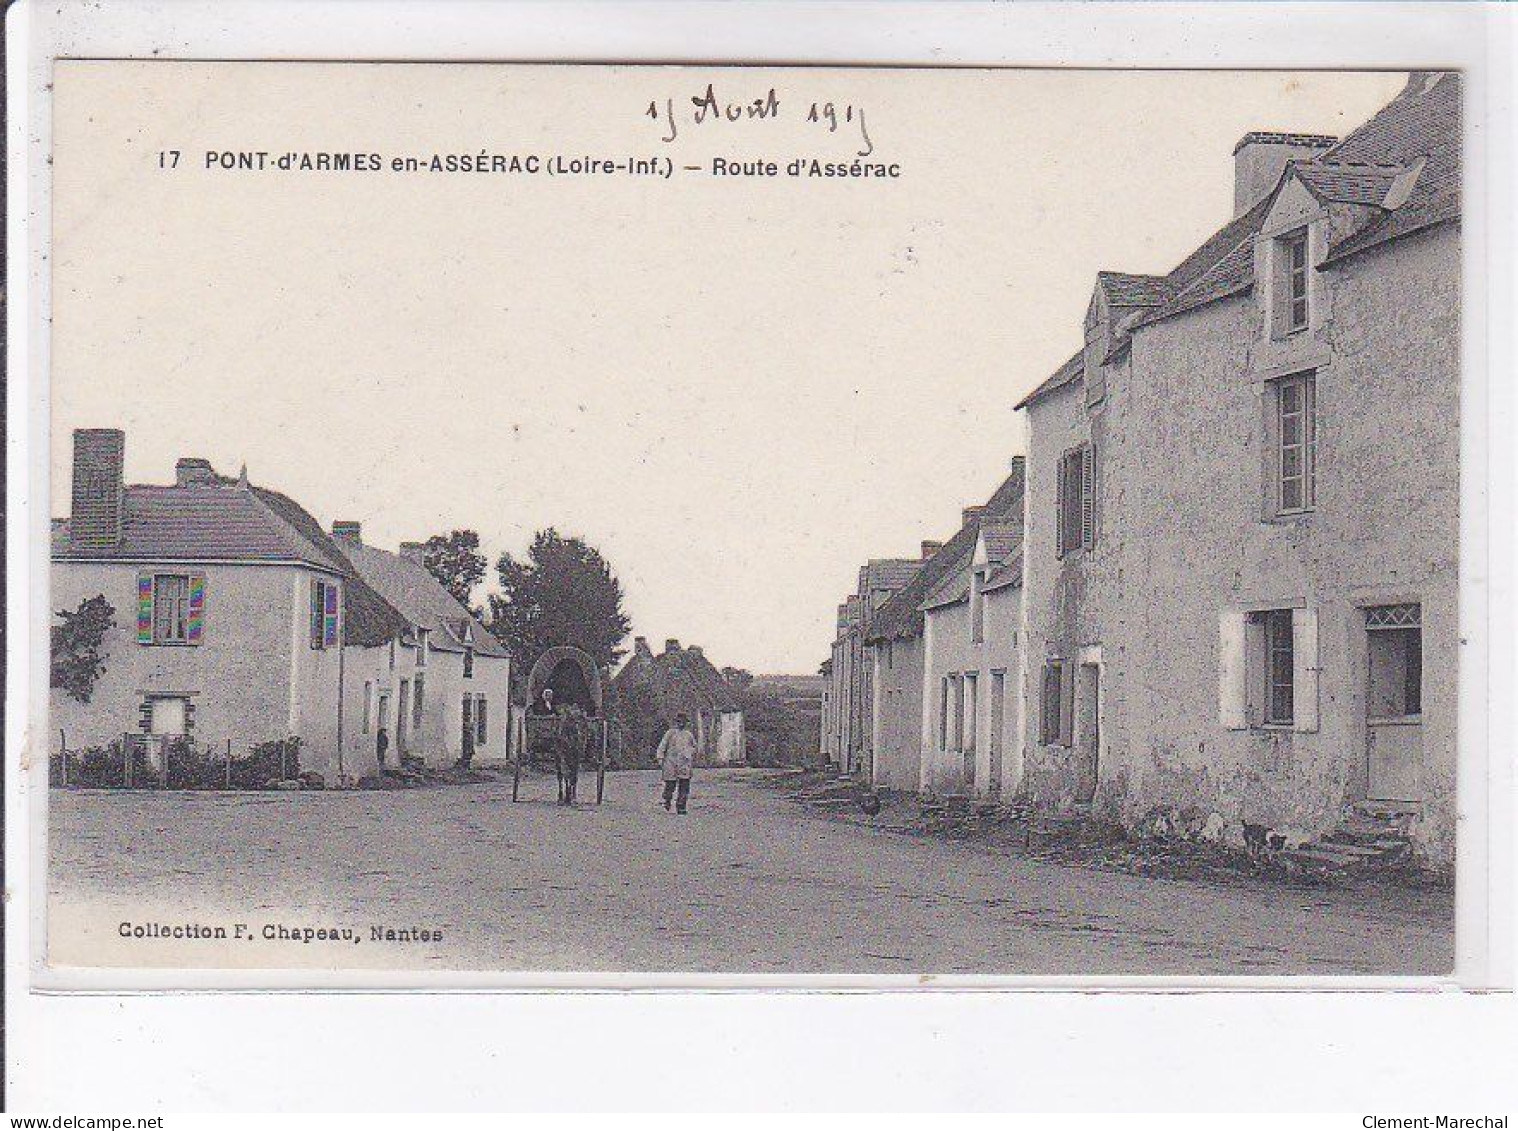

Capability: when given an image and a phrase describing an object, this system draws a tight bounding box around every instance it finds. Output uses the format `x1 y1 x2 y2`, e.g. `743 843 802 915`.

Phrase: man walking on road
656 712 697 814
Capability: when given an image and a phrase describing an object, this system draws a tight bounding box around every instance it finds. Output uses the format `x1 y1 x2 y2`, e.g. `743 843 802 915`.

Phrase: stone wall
1017 218 1459 867
868 634 925 792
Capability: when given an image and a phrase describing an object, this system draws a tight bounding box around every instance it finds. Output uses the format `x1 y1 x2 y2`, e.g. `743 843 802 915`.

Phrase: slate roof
865 460 1025 644
1013 349 1085 412
1320 71 1460 264
338 539 508 657
247 484 413 648
862 558 924 592
919 550 973 612
53 476 414 649
1097 271 1176 308
53 484 335 567
1295 162 1408 208
980 558 1024 594
979 519 1023 566
1017 70 1460 410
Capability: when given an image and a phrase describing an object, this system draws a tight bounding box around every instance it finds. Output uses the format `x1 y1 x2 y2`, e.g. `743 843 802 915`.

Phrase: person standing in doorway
376 724 390 774
656 712 697 814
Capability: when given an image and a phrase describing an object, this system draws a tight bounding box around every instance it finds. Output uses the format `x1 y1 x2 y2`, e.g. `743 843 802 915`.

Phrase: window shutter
136 573 154 643
186 572 206 644
323 582 340 647
1218 611 1247 729
1055 456 1068 558
1081 444 1096 550
309 578 323 649
1293 608 1320 732
1058 662 1075 747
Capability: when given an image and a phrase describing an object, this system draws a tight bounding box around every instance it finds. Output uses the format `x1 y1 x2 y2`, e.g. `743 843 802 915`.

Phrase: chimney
399 541 427 564
921 540 943 561
331 521 362 545
174 457 218 488
962 505 986 528
664 638 681 655
634 636 653 658
688 645 703 659
1232 131 1337 217
69 428 125 549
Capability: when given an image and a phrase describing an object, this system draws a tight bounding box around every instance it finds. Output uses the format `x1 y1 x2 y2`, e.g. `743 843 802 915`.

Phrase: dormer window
415 628 429 667
1275 228 1310 335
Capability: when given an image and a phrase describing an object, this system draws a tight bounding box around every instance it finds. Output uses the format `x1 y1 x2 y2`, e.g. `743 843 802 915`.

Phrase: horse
554 709 589 805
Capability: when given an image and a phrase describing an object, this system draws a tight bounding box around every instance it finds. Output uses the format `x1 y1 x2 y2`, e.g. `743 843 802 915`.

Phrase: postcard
39 60 1464 980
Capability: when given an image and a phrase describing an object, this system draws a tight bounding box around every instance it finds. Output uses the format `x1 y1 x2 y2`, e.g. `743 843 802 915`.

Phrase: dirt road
46 768 1453 975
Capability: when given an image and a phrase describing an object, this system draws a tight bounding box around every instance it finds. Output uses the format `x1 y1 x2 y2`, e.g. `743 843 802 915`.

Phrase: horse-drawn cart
512 645 609 805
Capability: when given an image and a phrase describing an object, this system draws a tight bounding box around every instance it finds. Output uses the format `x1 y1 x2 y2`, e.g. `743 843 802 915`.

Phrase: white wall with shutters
1292 607 1320 732
1218 611 1247 729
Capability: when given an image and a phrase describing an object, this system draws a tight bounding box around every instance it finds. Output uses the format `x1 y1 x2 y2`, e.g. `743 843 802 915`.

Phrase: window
475 695 488 746
1221 607 1319 732
1261 609 1295 726
309 578 339 649
952 675 966 752
1040 661 1070 746
152 574 190 643
1366 604 1422 719
1276 228 1310 334
416 628 429 667
1056 444 1095 557
939 677 950 750
964 673 978 754
388 639 396 670
1276 373 1317 513
463 646 474 679
148 695 188 736
137 572 205 645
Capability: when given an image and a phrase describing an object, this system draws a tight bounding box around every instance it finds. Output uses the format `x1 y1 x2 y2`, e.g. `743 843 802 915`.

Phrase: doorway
396 679 411 754
1074 662 1100 805
962 673 978 788
988 671 1006 797
461 695 476 764
1365 604 1423 802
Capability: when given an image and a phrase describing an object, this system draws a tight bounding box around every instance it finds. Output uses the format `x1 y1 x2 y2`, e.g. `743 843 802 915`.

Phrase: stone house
51 429 411 782
1013 72 1460 867
821 559 921 776
917 467 1026 798
331 527 512 771
610 636 745 766
863 462 1025 794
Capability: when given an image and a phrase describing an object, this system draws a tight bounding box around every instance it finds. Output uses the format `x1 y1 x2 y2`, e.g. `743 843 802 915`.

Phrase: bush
50 740 129 788
231 737 302 789
50 735 302 790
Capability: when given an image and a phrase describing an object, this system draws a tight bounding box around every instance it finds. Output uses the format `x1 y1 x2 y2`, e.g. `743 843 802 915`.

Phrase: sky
50 63 1406 674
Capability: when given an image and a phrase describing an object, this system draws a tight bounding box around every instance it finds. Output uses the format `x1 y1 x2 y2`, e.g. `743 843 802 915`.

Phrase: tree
51 594 116 703
487 528 631 676
422 530 487 611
